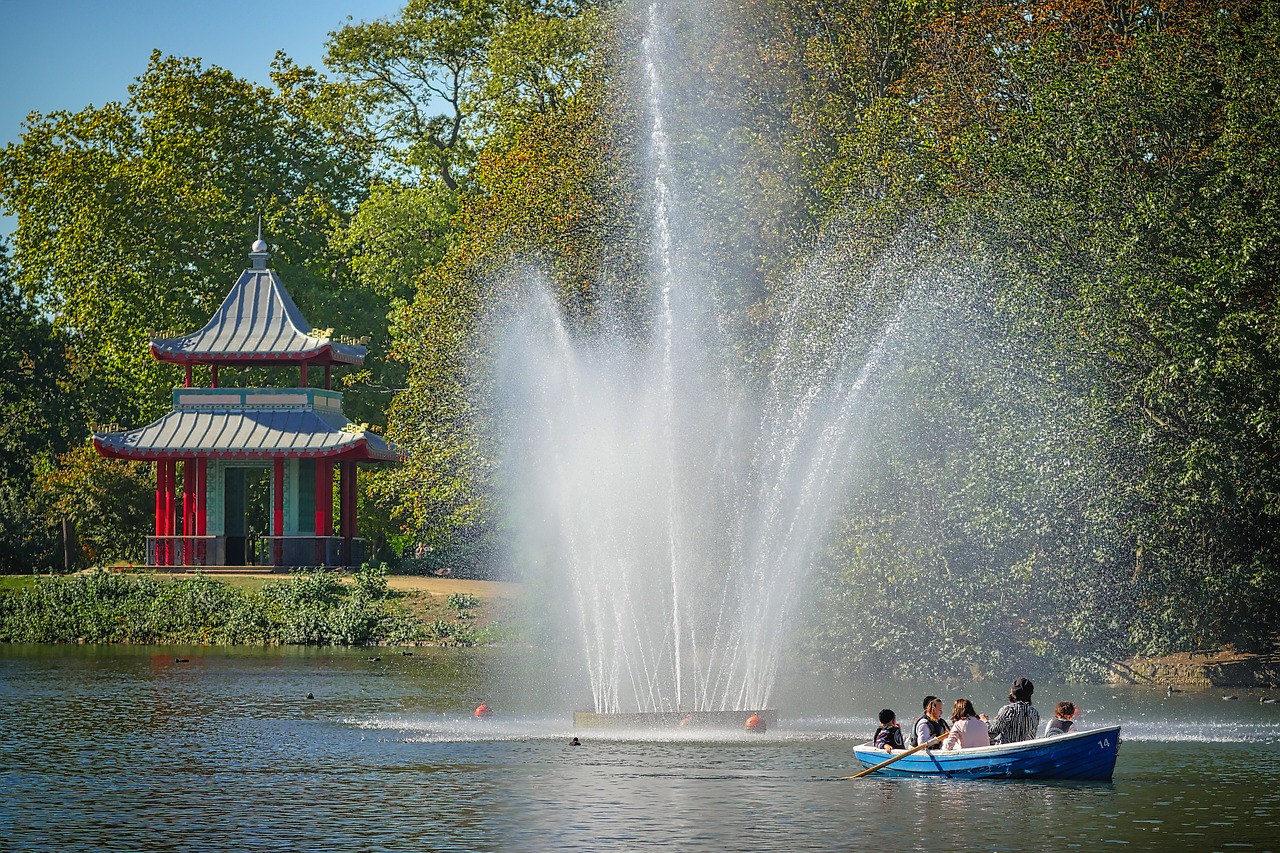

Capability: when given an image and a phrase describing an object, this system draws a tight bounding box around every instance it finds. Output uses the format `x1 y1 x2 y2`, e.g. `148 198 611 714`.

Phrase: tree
374 43 645 567
29 446 154 567
0 52 375 430
0 241 82 568
320 0 606 563
320 0 598 183
809 0 1280 671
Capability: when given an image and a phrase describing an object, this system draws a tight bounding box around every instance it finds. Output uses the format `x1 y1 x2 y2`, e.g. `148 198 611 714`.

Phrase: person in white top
942 698 991 750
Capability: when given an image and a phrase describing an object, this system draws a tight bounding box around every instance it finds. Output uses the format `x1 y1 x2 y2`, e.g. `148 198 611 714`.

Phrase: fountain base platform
572 709 777 731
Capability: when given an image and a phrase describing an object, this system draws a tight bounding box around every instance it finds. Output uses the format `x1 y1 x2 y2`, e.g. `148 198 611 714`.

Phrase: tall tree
0 52 374 429
809 0 1280 672
321 0 598 184
0 241 81 568
321 0 605 564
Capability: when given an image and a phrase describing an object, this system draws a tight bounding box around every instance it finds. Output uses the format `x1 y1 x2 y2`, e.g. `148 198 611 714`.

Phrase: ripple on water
5 647 1280 852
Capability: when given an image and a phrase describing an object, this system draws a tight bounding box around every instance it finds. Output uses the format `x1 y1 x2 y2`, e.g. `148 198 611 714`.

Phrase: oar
844 733 946 779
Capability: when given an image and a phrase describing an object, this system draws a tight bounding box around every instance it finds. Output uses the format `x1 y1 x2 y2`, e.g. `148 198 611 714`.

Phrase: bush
0 569 500 647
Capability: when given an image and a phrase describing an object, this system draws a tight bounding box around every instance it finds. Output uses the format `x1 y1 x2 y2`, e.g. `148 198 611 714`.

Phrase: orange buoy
474 703 493 719
744 713 766 734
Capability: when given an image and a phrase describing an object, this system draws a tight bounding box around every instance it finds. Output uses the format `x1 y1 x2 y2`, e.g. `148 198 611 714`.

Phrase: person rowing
910 695 951 748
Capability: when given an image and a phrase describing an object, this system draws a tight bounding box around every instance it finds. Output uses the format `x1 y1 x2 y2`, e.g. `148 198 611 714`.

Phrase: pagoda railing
256 536 364 569
146 536 225 567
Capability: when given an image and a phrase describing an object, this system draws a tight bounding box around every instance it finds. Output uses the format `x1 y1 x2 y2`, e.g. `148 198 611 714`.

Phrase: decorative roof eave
148 340 366 367
91 408 401 465
93 434 400 464
147 267 368 368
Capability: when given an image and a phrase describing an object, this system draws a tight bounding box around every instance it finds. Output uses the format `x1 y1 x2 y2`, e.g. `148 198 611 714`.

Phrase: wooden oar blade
844 733 946 779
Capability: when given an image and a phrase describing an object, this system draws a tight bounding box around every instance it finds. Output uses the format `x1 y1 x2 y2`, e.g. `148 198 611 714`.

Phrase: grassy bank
0 565 518 647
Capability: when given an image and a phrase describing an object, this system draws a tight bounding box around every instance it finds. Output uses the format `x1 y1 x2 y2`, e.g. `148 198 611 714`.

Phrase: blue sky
0 0 403 148
0 0 403 235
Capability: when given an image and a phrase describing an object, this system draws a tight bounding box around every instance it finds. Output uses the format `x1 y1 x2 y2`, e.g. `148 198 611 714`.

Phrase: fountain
489 2 914 730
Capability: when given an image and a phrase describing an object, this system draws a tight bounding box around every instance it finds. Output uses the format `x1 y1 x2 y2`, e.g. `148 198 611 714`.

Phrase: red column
196 458 208 535
272 457 285 567
169 460 179 538
195 458 207 565
154 463 165 537
273 458 285 536
324 365 332 390
182 459 194 565
347 463 358 540
300 363 308 387
337 462 345 540
314 460 332 538
162 458 175 532
211 365 219 388
162 460 175 564
181 460 189 534
184 363 192 388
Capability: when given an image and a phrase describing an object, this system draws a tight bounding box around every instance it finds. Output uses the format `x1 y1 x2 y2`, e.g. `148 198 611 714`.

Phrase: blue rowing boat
852 725 1121 781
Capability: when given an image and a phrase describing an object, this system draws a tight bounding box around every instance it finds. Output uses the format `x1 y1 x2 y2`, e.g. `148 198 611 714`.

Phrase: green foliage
334 181 458 302
321 0 598 181
446 592 480 619
0 52 374 430
0 569 502 647
353 561 392 599
0 243 81 568
801 0 1280 675
3 0 1276 675
373 23 643 557
30 445 155 567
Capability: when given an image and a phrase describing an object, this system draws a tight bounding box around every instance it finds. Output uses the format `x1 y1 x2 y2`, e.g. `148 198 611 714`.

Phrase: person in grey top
910 695 951 747
987 677 1040 744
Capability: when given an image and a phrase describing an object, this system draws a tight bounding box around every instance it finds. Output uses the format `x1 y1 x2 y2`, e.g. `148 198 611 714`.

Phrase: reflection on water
2 644 1277 852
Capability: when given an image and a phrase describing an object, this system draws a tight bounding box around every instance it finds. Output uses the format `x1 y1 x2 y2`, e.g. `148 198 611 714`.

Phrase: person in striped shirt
987 677 1041 744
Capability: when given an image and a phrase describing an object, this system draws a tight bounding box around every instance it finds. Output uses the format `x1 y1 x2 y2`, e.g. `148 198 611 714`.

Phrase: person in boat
910 695 951 748
873 709 906 752
987 677 1041 744
942 699 990 750
1042 701 1078 737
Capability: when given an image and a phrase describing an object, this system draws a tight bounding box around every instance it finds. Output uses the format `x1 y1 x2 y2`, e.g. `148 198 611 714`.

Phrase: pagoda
93 237 398 570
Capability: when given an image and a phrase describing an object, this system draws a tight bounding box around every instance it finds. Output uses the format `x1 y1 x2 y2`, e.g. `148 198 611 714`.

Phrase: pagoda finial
250 214 270 270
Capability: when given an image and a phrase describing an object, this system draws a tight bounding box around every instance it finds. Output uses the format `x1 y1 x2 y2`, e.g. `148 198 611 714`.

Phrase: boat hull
852 725 1121 781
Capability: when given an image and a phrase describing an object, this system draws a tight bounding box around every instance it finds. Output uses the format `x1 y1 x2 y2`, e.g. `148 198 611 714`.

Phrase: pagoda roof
92 388 398 462
150 267 367 367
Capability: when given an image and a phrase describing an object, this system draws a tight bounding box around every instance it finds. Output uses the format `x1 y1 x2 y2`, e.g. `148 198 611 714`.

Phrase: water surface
2 644 1277 851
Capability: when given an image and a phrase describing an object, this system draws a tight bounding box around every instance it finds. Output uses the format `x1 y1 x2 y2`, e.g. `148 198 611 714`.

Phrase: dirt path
142 571 521 601
384 576 521 599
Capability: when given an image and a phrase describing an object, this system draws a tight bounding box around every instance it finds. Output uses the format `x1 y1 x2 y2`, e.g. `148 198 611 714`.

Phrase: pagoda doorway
222 465 271 566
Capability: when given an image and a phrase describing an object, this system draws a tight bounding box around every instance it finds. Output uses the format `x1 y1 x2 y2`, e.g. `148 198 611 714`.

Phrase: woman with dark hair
987 677 1041 744
942 699 991 750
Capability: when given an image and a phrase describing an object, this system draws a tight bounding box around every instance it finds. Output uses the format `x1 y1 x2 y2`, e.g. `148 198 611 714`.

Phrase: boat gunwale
853 724 1122 759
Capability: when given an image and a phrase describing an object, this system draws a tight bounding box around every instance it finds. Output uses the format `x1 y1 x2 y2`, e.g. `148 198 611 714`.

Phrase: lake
2 643 1277 851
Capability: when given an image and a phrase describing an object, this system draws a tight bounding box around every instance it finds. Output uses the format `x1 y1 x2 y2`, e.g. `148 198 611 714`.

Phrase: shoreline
1107 648 1280 689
